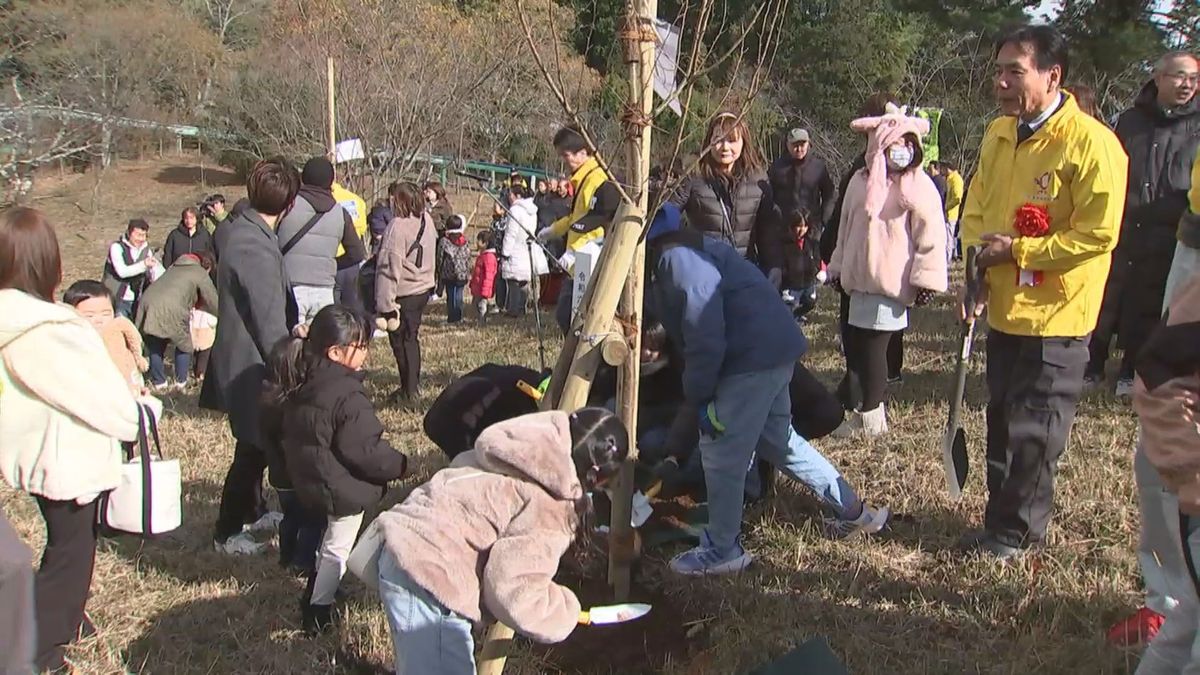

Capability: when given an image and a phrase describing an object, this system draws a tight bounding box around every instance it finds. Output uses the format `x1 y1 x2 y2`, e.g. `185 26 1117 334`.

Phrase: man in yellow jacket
537 124 621 334
332 172 369 314
960 25 1128 559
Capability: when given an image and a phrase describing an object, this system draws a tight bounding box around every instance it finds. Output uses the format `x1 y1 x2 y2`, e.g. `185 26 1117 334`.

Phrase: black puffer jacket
1115 80 1200 262
280 359 409 517
821 154 866 264
670 172 783 272
767 154 837 228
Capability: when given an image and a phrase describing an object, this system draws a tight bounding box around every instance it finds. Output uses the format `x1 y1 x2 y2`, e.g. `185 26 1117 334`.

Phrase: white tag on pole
334 138 365 163
570 240 603 317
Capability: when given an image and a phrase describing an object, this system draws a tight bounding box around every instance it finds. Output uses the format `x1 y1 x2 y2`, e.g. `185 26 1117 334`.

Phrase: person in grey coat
134 253 219 389
276 157 366 323
199 157 300 555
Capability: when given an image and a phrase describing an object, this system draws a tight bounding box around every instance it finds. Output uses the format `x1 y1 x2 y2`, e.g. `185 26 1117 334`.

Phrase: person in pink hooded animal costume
829 103 948 437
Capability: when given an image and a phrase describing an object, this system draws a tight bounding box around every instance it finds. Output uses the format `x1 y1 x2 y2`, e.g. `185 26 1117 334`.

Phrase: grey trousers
1136 513 1200 675
0 512 35 675
984 330 1089 547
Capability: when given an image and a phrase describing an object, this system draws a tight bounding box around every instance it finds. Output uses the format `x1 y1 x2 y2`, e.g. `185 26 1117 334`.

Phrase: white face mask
887 145 913 170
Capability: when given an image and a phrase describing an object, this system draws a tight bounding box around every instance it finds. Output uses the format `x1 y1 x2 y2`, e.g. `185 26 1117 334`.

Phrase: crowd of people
0 22 1198 675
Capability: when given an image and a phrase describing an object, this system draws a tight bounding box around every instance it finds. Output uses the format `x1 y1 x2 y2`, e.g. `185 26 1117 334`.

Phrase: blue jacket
649 228 807 405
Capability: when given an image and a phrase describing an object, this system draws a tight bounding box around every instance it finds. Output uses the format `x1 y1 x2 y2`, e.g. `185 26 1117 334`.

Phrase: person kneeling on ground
273 305 409 633
1132 266 1200 674
375 408 629 674
645 208 888 576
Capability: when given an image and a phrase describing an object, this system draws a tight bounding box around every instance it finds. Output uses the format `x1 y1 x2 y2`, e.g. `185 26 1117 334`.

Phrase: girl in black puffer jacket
265 304 409 633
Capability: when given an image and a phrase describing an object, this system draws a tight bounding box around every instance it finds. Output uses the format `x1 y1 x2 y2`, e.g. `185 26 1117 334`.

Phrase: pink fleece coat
830 169 948 303
375 410 582 643
829 105 948 304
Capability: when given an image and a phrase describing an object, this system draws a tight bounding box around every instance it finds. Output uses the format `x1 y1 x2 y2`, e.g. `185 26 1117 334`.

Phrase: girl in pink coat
829 104 948 436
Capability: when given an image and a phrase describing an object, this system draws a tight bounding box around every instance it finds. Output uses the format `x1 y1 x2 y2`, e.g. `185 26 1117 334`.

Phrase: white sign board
334 138 365 163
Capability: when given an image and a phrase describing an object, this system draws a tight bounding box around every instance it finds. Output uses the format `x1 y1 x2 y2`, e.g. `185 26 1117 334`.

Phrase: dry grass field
2 158 1150 674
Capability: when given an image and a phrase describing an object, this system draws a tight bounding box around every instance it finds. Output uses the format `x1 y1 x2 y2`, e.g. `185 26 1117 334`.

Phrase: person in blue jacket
646 204 889 576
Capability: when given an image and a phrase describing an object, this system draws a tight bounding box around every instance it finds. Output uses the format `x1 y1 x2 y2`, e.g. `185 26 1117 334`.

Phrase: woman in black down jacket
671 112 784 285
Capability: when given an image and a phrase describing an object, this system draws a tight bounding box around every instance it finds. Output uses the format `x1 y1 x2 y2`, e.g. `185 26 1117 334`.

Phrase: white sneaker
244 511 283 533
823 503 890 540
1115 378 1135 401
831 410 863 438
215 532 266 555
860 404 888 437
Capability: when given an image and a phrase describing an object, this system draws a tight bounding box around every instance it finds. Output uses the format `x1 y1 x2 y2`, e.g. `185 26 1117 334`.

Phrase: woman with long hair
0 207 142 671
424 181 453 298
671 111 784 283
376 182 437 404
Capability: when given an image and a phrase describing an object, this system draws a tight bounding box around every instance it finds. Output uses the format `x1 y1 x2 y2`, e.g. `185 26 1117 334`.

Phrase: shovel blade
951 427 969 493
943 426 971 499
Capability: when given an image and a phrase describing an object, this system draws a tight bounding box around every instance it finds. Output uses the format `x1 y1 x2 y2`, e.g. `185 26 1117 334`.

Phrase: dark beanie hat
301 157 335 188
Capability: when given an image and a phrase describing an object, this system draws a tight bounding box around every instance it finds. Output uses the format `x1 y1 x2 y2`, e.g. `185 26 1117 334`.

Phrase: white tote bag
100 404 182 536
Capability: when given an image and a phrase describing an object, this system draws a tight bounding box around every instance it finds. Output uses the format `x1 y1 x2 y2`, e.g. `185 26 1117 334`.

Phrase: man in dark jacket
276 157 367 324
200 157 300 556
1089 51 1200 400
646 211 886 576
769 128 837 237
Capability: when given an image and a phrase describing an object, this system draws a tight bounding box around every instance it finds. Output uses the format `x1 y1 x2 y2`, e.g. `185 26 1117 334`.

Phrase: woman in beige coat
375 181 436 403
0 208 141 672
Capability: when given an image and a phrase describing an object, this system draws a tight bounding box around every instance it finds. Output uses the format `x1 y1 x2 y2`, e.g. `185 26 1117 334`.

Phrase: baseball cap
787 128 810 144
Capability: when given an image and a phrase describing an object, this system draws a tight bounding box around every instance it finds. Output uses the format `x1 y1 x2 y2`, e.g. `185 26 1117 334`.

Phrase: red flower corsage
1014 203 1050 238
1013 203 1050 287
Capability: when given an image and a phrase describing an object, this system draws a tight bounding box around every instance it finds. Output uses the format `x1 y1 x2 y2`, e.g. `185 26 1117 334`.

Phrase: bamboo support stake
609 0 657 602
326 57 337 157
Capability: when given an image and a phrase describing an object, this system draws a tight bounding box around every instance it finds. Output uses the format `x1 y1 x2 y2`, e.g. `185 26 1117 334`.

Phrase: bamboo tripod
476 0 658 672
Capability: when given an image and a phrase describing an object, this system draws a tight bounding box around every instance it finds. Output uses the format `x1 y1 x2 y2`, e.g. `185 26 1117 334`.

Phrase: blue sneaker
668 532 753 576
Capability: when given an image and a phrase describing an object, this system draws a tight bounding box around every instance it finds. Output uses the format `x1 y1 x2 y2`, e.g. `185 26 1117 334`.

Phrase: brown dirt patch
529 567 696 674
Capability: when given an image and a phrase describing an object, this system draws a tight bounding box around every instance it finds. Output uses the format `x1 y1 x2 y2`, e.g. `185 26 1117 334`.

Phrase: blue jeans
379 551 475 675
145 335 190 385
445 283 465 323
701 364 861 552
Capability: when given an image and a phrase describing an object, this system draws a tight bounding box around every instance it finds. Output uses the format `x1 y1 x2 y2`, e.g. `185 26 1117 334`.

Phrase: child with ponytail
266 304 409 632
374 407 629 674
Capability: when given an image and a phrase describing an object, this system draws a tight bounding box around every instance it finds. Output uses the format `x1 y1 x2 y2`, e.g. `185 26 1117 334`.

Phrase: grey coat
199 210 295 446
670 172 784 273
134 256 218 353
276 187 353 288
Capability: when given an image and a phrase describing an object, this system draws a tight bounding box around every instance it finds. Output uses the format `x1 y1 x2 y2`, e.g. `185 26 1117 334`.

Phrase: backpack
440 238 472 284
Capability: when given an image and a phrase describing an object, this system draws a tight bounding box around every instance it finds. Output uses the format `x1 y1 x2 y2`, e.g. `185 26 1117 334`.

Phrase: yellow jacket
962 93 1128 337
945 170 964 224
332 182 368 257
550 157 611 252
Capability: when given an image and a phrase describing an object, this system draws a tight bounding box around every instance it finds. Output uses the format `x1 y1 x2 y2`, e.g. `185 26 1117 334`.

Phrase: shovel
943 246 983 498
581 603 652 625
